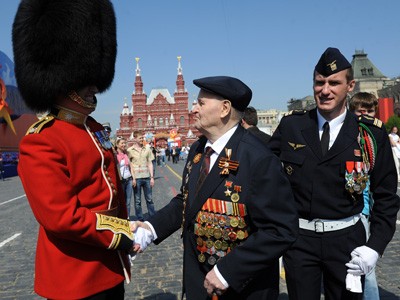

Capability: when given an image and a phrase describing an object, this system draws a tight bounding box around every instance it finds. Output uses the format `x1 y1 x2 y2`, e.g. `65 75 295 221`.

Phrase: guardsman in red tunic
13 1 137 299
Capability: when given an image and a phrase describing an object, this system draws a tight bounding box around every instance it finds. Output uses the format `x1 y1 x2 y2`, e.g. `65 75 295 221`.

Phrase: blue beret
193 76 252 112
315 47 351 76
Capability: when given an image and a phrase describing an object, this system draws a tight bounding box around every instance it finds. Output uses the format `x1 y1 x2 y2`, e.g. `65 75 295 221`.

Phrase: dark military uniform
148 125 298 300
268 109 400 299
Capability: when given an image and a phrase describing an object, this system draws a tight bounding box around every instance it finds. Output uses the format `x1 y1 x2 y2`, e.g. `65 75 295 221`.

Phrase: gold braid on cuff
96 213 134 240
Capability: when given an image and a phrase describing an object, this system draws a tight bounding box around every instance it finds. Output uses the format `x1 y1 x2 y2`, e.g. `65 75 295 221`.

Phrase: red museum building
116 57 199 146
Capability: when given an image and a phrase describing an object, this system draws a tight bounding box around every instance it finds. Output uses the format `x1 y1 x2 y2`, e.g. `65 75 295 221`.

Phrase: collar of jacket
49 105 88 125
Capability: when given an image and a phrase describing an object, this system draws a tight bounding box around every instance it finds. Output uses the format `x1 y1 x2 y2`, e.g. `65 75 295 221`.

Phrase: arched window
138 118 143 128
180 116 185 125
159 117 164 126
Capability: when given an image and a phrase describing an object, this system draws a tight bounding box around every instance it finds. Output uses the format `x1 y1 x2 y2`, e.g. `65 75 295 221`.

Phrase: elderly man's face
192 90 226 134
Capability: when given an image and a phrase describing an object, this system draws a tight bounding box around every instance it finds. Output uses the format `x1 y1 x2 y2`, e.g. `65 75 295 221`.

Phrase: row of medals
196 211 248 265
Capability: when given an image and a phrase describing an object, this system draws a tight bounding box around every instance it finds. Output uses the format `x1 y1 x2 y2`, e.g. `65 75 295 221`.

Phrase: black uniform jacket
149 125 298 300
247 126 271 146
268 109 400 255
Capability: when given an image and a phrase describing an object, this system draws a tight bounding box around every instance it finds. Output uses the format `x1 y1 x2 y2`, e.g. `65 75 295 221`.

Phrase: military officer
133 76 298 299
13 1 138 299
268 47 400 299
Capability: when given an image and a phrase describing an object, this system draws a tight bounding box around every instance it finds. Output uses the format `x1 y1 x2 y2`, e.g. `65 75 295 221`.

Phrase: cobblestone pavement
0 160 399 299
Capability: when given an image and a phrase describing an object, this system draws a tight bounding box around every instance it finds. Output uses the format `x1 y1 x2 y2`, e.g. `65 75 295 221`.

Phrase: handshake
129 221 155 259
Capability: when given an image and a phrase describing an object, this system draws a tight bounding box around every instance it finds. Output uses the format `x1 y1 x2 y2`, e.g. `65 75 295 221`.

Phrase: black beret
315 47 351 77
193 76 252 112
12 0 117 112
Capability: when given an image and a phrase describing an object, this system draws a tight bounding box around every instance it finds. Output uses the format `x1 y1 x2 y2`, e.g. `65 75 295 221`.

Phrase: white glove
134 226 154 251
345 273 362 293
345 256 364 276
346 245 379 276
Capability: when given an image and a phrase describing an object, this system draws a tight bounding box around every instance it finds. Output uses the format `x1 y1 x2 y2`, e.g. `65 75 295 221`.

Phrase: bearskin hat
12 0 117 112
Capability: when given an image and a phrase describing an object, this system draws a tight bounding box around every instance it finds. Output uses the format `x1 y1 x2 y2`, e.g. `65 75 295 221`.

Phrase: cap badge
327 60 337 72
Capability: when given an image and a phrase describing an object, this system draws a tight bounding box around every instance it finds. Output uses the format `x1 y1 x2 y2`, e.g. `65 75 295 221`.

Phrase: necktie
197 146 214 191
321 121 330 156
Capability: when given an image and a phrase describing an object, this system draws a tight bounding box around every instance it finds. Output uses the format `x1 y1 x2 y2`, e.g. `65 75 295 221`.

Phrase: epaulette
357 115 383 128
283 110 307 117
26 116 55 135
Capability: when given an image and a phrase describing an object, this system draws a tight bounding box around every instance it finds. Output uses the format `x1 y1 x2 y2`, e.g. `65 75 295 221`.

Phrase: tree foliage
384 115 400 133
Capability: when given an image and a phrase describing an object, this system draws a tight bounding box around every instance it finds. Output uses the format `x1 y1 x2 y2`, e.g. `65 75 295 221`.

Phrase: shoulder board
26 116 55 135
357 115 383 128
283 110 307 117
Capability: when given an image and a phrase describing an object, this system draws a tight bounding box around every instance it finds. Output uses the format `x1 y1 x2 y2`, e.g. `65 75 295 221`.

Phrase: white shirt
317 109 347 150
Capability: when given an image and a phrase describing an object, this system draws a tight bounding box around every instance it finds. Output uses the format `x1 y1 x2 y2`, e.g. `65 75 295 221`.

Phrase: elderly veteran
133 76 298 299
13 0 138 299
268 47 400 299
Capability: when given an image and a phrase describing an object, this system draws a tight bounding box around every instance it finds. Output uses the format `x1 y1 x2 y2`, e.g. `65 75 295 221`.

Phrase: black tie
321 122 330 156
197 146 214 192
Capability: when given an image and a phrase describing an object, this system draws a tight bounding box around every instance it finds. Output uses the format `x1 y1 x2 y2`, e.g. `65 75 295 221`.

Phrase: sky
1 0 400 132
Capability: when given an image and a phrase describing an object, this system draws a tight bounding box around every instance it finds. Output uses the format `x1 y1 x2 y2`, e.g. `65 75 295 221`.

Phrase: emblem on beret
327 60 337 72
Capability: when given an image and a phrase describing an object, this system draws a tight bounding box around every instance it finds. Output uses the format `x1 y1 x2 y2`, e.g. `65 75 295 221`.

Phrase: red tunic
18 116 131 299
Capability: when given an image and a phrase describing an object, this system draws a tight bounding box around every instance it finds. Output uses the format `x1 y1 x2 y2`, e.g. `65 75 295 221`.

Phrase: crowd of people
11 0 400 299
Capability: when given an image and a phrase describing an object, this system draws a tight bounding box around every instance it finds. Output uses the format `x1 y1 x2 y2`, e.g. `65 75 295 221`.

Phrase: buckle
314 220 324 232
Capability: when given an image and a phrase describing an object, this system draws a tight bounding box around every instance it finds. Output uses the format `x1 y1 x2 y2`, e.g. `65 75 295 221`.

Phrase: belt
299 214 361 233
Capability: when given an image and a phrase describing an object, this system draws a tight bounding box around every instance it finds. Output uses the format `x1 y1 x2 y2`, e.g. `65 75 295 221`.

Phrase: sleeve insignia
96 213 134 249
26 115 55 135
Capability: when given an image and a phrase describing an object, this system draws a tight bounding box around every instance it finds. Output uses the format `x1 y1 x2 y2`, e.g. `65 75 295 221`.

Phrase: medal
193 153 202 164
228 231 237 241
231 193 240 202
196 237 204 246
237 230 245 240
207 227 214 237
231 185 241 203
230 217 239 227
198 226 205 236
198 253 206 263
224 180 233 197
208 255 217 265
221 241 229 251
214 240 222 250
213 228 223 239
238 218 246 229
206 239 214 249
94 130 113 150
218 148 239 175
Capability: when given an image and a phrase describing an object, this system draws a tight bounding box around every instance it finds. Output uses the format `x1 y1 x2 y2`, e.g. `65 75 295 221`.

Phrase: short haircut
349 92 378 111
242 106 258 126
313 67 354 83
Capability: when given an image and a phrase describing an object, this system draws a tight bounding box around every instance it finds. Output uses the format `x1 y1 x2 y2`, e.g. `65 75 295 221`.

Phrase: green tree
385 115 400 133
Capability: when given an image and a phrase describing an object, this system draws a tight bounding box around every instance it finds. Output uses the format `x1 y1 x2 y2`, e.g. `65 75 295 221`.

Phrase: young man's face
353 106 376 117
313 69 355 120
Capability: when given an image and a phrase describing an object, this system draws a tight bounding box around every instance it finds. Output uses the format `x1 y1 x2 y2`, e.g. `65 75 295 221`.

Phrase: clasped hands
345 245 379 276
129 221 154 253
129 221 227 297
